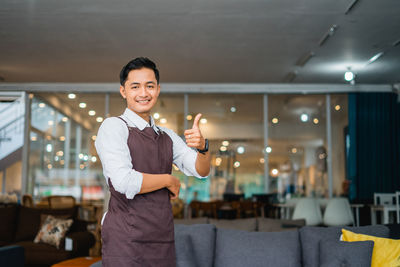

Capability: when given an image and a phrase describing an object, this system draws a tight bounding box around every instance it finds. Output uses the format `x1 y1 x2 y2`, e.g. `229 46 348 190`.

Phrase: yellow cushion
341 229 400 267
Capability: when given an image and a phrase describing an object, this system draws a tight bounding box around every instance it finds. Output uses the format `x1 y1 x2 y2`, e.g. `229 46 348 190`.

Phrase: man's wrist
197 139 209 154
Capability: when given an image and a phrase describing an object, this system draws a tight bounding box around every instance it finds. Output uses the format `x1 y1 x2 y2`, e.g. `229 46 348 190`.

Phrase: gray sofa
174 217 391 267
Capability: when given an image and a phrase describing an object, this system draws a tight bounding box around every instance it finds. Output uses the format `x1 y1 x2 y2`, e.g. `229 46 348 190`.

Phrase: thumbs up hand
184 113 206 150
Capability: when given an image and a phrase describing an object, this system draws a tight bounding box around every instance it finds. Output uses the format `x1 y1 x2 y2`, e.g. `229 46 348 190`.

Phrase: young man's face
120 67 160 120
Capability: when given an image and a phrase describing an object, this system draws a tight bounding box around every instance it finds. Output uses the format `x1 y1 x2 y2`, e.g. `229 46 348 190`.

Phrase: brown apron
101 117 176 267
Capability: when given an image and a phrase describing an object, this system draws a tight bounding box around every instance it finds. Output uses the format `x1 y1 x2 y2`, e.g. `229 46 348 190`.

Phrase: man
95 57 211 266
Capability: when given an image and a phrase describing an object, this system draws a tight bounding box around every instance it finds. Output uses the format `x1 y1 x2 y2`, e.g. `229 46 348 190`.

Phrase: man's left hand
184 113 206 150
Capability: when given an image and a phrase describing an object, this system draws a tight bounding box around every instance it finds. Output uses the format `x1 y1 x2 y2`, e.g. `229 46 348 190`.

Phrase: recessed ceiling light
96 117 103 122
153 113 160 119
39 103 45 108
272 118 279 124
313 118 319 124
265 146 272 153
292 148 297 154
344 71 354 82
259 158 265 164
230 106 237 113
220 146 227 152
222 140 229 146
79 102 87 108
271 168 279 176
62 117 68 122
233 161 240 168
237 146 245 154
200 118 207 124
160 118 167 124
88 110 96 116
186 115 193 121
68 93 76 99
91 135 97 141
335 105 341 111
300 114 309 122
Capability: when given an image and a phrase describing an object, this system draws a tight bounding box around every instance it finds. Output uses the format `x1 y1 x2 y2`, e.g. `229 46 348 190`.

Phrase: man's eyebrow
129 81 155 86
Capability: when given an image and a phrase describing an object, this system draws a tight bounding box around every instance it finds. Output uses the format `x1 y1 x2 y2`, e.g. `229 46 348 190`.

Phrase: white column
263 94 269 193
326 94 333 198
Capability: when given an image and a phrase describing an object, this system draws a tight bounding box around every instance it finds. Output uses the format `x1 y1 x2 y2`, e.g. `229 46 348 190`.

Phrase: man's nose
138 86 149 97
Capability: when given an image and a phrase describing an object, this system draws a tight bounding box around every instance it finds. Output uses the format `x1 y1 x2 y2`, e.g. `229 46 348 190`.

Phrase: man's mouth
136 99 150 104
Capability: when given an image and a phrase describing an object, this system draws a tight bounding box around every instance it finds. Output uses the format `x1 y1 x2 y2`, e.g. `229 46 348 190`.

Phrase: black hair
119 57 160 86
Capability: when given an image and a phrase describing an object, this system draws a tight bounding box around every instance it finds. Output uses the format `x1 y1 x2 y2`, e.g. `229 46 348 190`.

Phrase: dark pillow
299 225 389 267
214 228 301 267
14 206 42 241
0 205 18 242
209 218 257 231
319 240 374 267
258 218 305 232
175 224 216 267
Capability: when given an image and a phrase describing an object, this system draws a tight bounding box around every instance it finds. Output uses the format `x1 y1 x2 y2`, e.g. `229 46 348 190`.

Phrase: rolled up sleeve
95 118 143 199
161 127 208 179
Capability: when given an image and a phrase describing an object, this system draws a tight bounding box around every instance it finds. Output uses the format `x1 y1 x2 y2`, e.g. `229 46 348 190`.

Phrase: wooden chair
47 195 76 209
22 194 34 207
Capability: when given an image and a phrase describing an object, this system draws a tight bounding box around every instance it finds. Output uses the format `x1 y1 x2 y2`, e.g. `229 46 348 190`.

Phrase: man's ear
120 85 126 99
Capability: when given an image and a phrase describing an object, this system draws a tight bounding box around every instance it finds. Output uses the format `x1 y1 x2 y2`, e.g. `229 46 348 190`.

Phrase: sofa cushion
319 240 374 267
14 206 42 242
209 218 257 231
214 228 301 267
0 205 18 243
174 217 208 225
299 225 389 267
34 215 73 248
258 218 305 232
14 241 71 266
174 224 216 267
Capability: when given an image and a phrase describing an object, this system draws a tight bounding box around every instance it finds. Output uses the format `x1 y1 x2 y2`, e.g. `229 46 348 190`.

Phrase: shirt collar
122 108 160 134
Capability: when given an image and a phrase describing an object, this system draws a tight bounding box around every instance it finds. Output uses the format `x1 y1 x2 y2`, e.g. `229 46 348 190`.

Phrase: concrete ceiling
0 0 399 84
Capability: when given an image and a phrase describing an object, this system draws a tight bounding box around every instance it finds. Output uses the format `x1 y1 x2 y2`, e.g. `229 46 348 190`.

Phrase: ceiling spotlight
220 146 227 152
96 117 103 122
313 118 319 124
335 105 341 111
319 24 338 46
366 52 384 65
237 146 245 154
344 71 354 82
79 102 87 108
230 106 237 113
160 118 167 124
271 168 279 176
88 110 96 116
91 156 97 163
68 93 76 99
59 136 65 141
234 161 241 168
265 146 272 153
153 113 160 119
39 103 45 108
292 148 297 154
200 118 207 124
300 114 309 122
91 135 97 141
222 140 229 146
62 117 68 122
186 115 193 121
259 158 265 164
272 118 279 124
215 157 222 166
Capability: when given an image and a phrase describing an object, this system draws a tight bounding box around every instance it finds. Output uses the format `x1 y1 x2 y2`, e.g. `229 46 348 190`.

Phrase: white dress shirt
95 108 207 200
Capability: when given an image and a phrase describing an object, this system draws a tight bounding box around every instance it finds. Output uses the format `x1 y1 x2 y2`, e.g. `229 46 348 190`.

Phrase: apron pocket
127 203 174 242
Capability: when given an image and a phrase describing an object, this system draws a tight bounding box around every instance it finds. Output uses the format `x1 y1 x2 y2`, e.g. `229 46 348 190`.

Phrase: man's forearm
195 152 211 177
139 173 173 194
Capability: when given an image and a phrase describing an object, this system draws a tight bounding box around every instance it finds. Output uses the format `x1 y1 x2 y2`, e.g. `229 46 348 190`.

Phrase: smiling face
120 67 160 122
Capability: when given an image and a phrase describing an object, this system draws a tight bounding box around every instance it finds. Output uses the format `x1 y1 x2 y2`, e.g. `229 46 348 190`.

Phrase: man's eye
147 85 154 89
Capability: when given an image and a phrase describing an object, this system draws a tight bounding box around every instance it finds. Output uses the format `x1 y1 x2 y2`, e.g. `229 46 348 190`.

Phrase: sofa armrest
0 245 24 267
66 231 96 257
